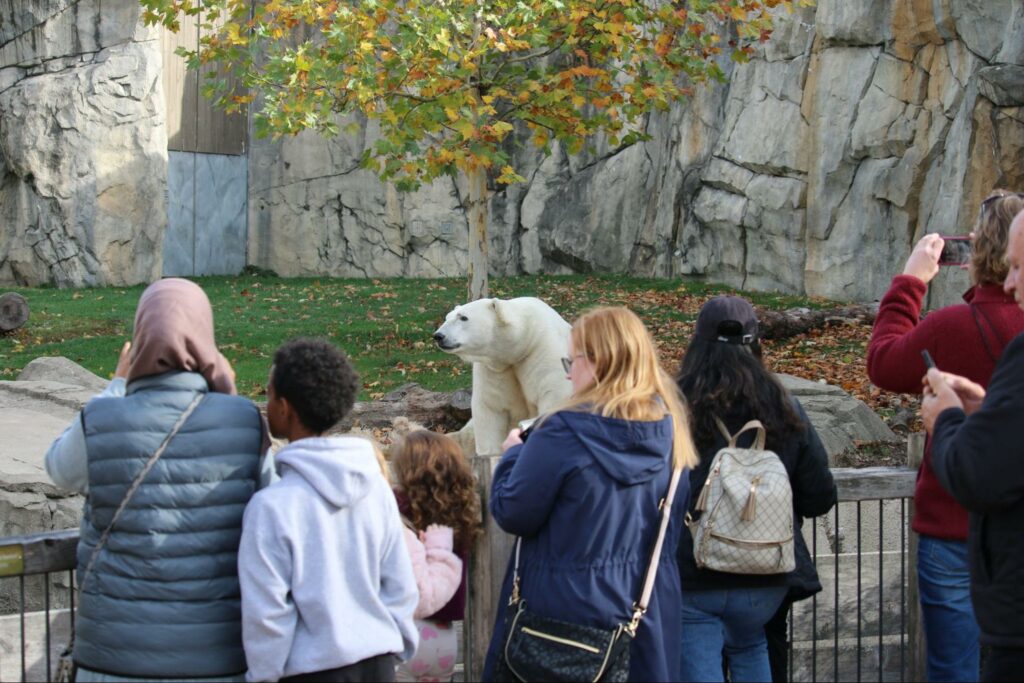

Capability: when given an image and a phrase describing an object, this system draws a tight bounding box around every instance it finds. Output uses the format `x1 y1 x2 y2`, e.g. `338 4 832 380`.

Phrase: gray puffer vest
75 371 263 678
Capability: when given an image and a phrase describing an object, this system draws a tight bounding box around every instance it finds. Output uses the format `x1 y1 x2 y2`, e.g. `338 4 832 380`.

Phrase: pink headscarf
127 278 237 395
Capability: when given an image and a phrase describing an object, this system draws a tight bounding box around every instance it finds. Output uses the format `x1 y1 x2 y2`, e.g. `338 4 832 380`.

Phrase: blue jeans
918 535 981 683
679 586 788 682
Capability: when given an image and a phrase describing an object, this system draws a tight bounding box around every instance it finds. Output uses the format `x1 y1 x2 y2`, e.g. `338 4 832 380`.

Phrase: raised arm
403 524 463 619
929 336 1024 512
490 415 574 538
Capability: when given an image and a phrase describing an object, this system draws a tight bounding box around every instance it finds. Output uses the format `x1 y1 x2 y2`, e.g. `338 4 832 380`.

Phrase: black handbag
495 467 682 682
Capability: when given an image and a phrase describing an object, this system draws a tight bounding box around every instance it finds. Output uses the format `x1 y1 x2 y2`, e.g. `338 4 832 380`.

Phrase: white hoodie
238 437 419 682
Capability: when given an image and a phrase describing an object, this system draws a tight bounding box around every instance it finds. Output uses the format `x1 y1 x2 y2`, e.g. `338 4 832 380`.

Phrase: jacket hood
275 437 382 508
557 411 673 485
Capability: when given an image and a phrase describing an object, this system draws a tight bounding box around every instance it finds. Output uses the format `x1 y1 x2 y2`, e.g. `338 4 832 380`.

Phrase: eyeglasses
561 355 585 374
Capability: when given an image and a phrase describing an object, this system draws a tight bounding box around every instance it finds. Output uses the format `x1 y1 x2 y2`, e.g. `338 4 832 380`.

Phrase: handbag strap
626 466 682 635
78 392 204 592
508 466 684 638
970 303 1005 366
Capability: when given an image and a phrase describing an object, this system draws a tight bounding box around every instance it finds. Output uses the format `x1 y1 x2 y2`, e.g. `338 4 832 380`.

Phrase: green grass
0 274 834 400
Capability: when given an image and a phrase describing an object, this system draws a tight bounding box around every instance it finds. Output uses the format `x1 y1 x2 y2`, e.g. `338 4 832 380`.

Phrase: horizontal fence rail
2 457 924 683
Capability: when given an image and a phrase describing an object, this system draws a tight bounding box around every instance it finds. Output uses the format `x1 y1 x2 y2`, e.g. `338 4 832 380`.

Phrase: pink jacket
402 524 463 619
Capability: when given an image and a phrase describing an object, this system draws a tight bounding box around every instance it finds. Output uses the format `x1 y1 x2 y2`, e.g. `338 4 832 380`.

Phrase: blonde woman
482 306 698 682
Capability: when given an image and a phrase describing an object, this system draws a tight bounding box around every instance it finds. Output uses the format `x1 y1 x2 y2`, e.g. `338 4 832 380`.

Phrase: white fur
433 297 573 455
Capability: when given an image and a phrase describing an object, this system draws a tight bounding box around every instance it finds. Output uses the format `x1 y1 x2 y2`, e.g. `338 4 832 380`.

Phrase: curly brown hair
392 430 483 554
970 190 1024 285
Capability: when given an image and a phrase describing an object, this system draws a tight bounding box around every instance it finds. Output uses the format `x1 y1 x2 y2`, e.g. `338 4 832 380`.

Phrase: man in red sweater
868 192 1024 682
923 207 1024 681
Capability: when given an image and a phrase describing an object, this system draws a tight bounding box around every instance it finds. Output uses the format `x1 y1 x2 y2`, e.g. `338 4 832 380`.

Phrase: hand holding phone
938 236 971 266
518 417 538 441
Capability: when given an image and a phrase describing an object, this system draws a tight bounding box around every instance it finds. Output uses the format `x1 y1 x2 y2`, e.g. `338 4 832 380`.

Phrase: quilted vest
75 371 262 678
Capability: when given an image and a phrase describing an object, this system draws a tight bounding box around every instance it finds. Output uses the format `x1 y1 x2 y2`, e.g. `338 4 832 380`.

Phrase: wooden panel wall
161 12 247 156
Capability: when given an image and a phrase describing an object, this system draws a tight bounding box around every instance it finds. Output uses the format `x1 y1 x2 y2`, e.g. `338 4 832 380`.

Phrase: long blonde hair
560 306 699 470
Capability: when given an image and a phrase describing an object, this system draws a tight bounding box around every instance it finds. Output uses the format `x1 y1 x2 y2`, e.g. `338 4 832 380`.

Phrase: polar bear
433 297 573 456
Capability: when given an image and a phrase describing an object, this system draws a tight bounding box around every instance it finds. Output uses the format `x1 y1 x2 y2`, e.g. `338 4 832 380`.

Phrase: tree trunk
758 303 878 340
465 166 489 301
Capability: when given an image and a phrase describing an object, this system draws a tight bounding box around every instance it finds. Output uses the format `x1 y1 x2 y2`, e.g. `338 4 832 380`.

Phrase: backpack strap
713 416 766 450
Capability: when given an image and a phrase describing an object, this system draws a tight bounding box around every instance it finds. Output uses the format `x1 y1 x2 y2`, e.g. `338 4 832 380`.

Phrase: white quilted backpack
686 417 796 575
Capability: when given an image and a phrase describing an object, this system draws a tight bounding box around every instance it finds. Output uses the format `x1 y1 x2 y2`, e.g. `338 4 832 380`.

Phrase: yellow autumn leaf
453 119 475 140
731 6 747 20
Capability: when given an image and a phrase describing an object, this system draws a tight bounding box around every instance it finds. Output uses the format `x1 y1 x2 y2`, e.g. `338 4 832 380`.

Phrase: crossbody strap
78 392 204 593
508 466 683 637
626 466 682 635
971 303 1006 366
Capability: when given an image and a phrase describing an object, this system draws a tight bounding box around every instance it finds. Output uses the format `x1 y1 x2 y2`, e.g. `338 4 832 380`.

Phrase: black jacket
931 333 1024 647
678 399 838 596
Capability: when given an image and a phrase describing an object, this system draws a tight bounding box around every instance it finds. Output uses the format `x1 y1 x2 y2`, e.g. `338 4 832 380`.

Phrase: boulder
17 357 107 393
777 374 898 463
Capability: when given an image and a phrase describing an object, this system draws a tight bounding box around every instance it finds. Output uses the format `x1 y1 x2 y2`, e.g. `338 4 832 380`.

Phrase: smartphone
518 417 538 441
921 349 936 370
938 236 971 266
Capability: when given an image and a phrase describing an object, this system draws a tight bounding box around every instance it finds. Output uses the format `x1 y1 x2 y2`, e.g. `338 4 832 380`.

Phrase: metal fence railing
0 530 77 682
2 442 925 682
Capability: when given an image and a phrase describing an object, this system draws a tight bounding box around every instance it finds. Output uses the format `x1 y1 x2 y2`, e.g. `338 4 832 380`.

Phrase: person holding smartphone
921 208 1024 681
867 190 1024 682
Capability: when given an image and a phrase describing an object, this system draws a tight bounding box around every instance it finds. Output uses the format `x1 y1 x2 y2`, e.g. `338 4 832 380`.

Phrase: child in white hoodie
238 338 418 682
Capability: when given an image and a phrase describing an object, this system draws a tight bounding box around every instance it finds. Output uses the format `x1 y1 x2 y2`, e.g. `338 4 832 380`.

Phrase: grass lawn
0 273 861 404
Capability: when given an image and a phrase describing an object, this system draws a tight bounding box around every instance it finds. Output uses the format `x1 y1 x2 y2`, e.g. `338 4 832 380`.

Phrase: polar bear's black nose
433 332 445 344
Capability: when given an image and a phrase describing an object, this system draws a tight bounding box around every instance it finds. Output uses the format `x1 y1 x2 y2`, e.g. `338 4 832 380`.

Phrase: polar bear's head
433 298 512 363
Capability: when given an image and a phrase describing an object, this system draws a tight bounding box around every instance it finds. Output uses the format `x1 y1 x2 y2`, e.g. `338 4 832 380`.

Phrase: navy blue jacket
932 333 1024 647
483 409 688 682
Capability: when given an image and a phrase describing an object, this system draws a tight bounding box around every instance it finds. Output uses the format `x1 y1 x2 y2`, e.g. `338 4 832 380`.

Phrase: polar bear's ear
490 298 509 326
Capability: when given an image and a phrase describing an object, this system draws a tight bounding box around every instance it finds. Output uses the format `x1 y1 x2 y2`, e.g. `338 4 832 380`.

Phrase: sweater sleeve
44 377 126 493
931 335 1024 512
239 496 297 683
403 526 464 619
490 416 572 538
790 401 838 519
866 275 934 393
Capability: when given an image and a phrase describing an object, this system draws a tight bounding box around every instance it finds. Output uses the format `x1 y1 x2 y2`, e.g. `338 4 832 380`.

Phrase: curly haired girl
392 430 482 682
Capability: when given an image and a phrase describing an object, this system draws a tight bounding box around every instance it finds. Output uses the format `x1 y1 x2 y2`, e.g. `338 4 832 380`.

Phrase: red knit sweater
867 275 1024 540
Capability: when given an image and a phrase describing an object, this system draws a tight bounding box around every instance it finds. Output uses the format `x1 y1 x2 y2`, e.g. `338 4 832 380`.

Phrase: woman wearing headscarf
45 278 269 682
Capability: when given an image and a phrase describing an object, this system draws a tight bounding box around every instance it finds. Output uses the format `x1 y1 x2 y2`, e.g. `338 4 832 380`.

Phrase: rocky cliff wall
250 0 1024 303
0 1 166 287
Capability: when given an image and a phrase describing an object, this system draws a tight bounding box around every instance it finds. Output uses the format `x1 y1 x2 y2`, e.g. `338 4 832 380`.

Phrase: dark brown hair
391 430 482 554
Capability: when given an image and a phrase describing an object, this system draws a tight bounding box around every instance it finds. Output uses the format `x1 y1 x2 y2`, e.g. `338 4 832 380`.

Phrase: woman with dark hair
676 295 837 683
867 190 1024 682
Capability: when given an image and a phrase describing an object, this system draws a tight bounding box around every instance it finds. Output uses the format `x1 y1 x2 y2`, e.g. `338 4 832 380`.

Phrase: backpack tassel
695 478 712 512
741 476 761 522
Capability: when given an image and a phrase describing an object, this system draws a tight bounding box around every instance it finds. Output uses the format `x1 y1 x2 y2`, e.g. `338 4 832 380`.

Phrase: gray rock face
778 374 898 462
0 1 166 287
249 1 1024 304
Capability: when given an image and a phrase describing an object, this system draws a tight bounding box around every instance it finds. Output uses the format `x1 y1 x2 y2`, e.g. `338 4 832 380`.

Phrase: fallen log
758 303 879 340
335 382 471 432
